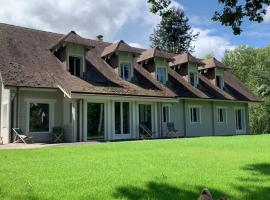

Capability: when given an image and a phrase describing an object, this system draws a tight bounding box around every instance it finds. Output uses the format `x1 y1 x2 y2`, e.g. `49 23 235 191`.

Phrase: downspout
211 101 215 136
183 99 187 137
16 87 19 127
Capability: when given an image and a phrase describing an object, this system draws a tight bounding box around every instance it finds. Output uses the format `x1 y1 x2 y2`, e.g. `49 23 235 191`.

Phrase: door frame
161 104 171 137
137 102 155 136
234 107 246 134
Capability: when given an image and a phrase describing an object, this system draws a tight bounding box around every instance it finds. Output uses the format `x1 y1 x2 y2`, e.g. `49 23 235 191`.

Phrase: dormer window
69 56 82 77
216 75 224 89
120 63 132 81
156 66 167 84
189 71 198 87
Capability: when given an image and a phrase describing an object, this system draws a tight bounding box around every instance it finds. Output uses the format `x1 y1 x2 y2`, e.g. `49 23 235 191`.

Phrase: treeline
223 45 270 134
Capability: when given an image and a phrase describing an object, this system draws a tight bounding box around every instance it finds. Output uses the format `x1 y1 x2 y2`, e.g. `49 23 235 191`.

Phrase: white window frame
120 63 132 81
25 98 56 134
234 107 246 133
156 66 168 84
162 104 171 123
2 102 8 128
68 54 84 77
189 105 201 124
216 106 227 124
189 71 199 87
113 101 131 135
216 75 224 89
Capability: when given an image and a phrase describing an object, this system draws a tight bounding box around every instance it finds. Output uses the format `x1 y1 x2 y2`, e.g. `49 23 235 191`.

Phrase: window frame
216 75 224 89
189 71 198 87
1 102 8 128
120 62 132 81
113 101 131 135
234 107 246 133
25 98 56 134
216 106 227 124
189 105 201 124
156 66 167 84
68 55 84 77
162 104 171 123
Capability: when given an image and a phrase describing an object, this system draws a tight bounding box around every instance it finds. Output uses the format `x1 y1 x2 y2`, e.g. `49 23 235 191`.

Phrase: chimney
96 35 103 41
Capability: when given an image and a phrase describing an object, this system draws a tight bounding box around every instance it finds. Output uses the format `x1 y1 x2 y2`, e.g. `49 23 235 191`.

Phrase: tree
223 45 270 134
203 53 214 59
212 0 270 35
149 6 198 53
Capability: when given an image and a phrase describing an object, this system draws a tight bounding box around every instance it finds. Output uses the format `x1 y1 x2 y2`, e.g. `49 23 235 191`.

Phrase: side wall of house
18 89 64 142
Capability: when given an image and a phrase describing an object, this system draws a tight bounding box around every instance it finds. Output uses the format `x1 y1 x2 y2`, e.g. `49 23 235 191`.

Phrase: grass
0 135 270 200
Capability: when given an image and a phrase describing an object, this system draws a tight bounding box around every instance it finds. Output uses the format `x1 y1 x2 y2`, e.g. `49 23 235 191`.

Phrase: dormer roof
137 47 173 63
199 57 230 70
50 31 94 51
170 52 204 67
101 40 140 58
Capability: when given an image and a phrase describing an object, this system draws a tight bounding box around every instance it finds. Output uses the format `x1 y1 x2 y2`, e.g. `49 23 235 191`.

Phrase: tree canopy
223 45 270 133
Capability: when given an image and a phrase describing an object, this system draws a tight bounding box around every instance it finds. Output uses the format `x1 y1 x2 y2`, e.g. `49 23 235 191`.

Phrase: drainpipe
183 99 187 137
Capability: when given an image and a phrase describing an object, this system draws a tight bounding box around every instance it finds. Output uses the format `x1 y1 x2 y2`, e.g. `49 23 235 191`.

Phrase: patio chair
139 124 154 139
12 128 33 144
166 122 183 138
51 127 63 143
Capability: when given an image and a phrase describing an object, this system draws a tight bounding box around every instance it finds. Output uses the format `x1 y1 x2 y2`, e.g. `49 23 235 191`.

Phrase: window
189 71 198 87
235 108 245 132
120 63 132 81
190 106 200 123
157 66 167 84
69 56 81 77
216 75 224 89
217 107 226 123
162 106 170 123
115 102 130 134
29 103 49 132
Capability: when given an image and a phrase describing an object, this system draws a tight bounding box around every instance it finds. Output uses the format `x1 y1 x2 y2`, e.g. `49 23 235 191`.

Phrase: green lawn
0 135 270 200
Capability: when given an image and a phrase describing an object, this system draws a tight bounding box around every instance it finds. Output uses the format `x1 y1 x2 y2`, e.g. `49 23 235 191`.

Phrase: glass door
114 102 130 138
139 104 152 132
162 105 170 136
235 108 244 133
87 103 104 139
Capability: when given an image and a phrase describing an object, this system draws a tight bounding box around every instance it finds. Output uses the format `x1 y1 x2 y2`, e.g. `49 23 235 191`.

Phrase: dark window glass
190 107 200 123
216 76 221 88
139 104 152 131
189 72 195 86
69 56 81 77
157 67 166 83
29 103 49 132
122 102 130 134
87 103 104 139
120 63 131 80
115 102 121 134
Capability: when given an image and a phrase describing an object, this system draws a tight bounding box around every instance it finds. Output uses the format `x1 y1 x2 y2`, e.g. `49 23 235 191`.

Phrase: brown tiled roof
101 40 140 57
200 57 230 70
0 23 259 102
170 52 204 66
137 47 173 63
50 31 94 50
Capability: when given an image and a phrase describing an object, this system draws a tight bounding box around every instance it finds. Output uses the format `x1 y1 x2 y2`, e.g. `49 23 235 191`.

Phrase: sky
0 0 269 59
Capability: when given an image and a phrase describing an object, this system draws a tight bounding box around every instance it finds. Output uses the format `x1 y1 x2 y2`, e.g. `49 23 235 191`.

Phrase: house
0 23 260 144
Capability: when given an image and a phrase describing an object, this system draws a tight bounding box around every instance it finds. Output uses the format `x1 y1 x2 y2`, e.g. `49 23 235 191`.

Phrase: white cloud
128 42 143 48
192 28 235 59
263 6 270 23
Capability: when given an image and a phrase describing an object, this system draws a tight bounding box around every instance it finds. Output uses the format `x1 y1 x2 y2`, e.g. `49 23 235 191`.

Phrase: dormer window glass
69 56 81 77
189 71 198 87
157 66 167 84
120 63 132 81
216 75 224 89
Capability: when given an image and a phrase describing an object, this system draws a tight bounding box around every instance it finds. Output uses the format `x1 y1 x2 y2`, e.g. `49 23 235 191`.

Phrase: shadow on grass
242 163 270 176
113 181 227 200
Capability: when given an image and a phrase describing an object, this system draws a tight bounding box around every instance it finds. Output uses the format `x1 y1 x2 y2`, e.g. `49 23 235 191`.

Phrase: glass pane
139 104 152 131
193 108 197 122
29 103 49 132
216 76 221 88
163 106 169 123
87 103 104 139
75 58 81 77
157 67 165 83
115 102 121 134
121 63 131 80
190 72 195 86
123 102 130 134
69 57 75 75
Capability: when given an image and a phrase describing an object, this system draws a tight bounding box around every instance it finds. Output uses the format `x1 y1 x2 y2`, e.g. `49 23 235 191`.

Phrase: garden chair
51 127 63 143
12 128 33 144
139 124 154 139
166 122 183 138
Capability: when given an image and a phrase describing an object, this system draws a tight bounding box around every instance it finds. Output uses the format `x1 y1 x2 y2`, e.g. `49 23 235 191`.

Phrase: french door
87 103 105 139
235 108 245 133
114 102 131 139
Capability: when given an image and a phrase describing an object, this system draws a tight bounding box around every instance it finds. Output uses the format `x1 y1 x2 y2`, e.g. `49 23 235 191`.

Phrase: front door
235 108 245 134
87 103 104 140
139 104 152 133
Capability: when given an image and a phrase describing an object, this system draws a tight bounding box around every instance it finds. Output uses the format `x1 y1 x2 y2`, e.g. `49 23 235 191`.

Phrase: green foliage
1 135 270 199
203 53 214 59
147 0 172 17
149 6 198 53
223 45 270 133
212 0 270 35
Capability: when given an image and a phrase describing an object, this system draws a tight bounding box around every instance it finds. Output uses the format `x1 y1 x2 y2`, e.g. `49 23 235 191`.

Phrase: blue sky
0 0 269 59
